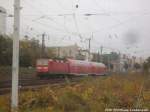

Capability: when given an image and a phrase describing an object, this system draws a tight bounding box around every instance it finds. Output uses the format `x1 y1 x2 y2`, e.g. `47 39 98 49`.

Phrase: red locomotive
36 58 107 78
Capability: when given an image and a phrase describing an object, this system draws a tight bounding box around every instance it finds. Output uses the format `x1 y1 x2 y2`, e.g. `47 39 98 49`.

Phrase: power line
36 16 72 35
92 15 140 34
73 13 83 39
23 0 44 15
23 0 141 38
23 14 148 54
91 0 123 25
23 0 150 17
55 0 67 11
24 16 67 33
23 13 111 17
22 17 81 46
22 17 68 42
22 0 150 47
23 11 83 37
63 15 71 35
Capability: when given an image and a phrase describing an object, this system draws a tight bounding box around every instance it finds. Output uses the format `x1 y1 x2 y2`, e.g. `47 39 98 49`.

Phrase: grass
0 73 150 112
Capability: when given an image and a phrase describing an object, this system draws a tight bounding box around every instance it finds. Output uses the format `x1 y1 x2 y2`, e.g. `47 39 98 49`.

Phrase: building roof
49 44 80 49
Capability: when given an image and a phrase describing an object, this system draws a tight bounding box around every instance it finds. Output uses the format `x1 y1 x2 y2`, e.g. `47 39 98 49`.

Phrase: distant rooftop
49 44 80 48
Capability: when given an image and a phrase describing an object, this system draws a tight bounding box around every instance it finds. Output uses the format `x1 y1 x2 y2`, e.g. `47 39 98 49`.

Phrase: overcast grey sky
0 0 150 58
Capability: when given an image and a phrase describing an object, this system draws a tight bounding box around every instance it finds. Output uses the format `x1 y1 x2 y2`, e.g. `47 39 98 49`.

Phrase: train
36 58 108 78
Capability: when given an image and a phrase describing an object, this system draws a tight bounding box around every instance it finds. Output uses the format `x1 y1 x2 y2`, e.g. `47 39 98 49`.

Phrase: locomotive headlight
37 67 42 69
43 67 48 69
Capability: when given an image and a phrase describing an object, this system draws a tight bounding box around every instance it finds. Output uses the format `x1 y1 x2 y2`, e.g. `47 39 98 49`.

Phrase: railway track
0 77 83 95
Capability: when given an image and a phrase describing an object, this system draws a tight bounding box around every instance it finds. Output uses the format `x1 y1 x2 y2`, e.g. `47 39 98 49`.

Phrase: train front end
36 59 49 78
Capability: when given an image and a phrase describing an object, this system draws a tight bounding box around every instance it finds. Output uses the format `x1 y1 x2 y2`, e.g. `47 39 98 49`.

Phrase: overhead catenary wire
22 17 66 40
22 17 80 46
25 18 75 41
23 0 150 36
55 0 67 11
36 16 72 35
91 0 123 25
23 0 150 17
73 13 83 39
92 15 141 34
23 0 79 39
22 0 84 39
21 0 150 56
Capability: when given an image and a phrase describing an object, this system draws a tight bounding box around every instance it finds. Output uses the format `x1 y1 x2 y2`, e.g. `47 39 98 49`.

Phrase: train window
37 59 48 66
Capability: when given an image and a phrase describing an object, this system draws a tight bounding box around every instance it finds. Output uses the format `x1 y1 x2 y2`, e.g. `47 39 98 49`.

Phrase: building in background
48 44 144 73
49 44 80 59
48 44 93 60
78 49 93 61
0 6 6 35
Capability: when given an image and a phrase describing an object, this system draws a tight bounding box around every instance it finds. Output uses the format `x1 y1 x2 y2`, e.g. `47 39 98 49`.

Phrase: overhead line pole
12 0 20 111
41 33 45 58
88 38 91 61
87 33 93 61
100 46 103 62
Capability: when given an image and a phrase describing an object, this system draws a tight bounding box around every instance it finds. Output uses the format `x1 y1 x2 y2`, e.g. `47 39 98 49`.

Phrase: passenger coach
36 58 107 78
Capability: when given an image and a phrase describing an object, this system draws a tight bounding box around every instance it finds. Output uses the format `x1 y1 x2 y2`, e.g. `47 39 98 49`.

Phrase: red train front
36 58 107 77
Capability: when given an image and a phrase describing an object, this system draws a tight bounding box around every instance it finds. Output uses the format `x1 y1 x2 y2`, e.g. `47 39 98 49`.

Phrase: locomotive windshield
37 59 49 66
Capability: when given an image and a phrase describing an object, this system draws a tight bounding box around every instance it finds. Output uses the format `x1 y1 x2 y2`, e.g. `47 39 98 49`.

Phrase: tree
0 35 41 67
101 52 119 66
20 38 41 67
0 35 12 66
124 62 129 71
134 63 141 70
143 57 150 73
